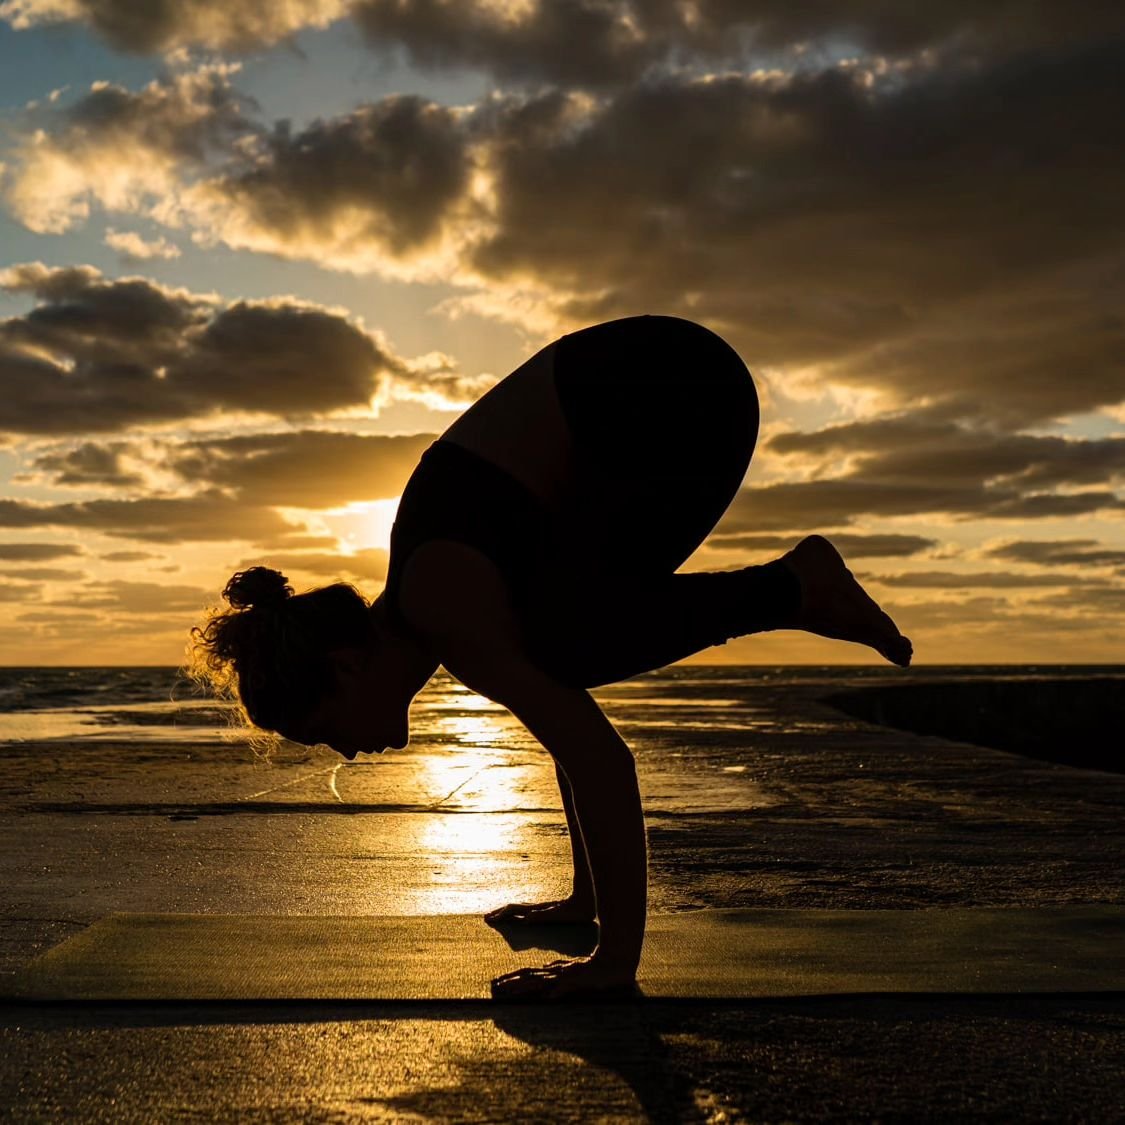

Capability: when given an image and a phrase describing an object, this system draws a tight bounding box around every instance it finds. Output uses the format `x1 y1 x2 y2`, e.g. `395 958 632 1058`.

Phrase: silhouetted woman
190 315 912 1001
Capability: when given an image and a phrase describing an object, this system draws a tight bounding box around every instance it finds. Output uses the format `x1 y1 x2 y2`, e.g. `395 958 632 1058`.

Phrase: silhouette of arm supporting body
468 656 648 973
555 760 596 910
402 540 647 995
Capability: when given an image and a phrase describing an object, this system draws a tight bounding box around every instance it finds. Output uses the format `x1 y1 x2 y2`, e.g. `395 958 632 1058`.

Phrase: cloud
27 429 437 507
705 531 937 557
744 415 1124 526
985 538 1125 569
185 96 476 275
0 494 301 543
1027 584 1125 614
865 570 1103 589
0 0 347 55
100 550 162 561
717 478 1123 533
469 45 1125 427
104 228 182 261
0 263 427 433
247 533 340 550
4 47 1121 434
2 65 484 283
0 566 84 580
353 2 1125 88
1 63 253 234
27 441 146 487
0 542 85 561
5 0 1119 78
0 579 41 601
163 429 435 506
234 548 389 583
78 578 214 613
768 417 1125 494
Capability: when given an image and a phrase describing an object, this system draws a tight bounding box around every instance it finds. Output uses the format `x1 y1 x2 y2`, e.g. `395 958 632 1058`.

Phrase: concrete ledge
4 906 1123 1002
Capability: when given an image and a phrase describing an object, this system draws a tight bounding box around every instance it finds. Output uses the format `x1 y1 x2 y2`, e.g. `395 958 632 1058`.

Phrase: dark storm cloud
984 491 1125 519
0 543 85 561
769 419 1125 491
867 570 1103 589
7 0 1121 78
986 539 1125 569
0 495 299 543
717 478 1123 534
0 1 346 56
200 97 473 260
4 39 1122 431
473 41 1125 426
28 442 144 488
353 2 1125 87
0 264 408 433
725 410 1125 529
165 430 435 506
705 531 937 557
59 67 253 161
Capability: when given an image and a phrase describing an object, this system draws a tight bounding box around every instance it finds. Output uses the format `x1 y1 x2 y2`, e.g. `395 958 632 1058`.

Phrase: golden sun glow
316 497 401 552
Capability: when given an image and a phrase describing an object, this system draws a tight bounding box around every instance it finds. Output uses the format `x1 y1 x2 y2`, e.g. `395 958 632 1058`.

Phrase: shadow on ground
2 994 1122 1123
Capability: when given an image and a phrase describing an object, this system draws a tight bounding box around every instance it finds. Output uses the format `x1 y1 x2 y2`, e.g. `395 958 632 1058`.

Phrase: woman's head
187 565 378 748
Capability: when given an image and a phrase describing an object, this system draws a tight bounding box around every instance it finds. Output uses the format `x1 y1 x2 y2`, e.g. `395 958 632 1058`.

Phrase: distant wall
823 678 1124 774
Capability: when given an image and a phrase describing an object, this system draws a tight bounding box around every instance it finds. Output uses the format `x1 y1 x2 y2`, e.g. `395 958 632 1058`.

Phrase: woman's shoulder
396 538 525 649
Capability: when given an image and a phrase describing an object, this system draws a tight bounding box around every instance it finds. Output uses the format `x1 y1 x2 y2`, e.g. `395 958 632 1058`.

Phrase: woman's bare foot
779 535 913 667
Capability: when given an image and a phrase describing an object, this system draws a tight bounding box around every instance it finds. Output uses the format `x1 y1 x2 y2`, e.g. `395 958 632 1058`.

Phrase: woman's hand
484 896 596 926
491 954 638 1002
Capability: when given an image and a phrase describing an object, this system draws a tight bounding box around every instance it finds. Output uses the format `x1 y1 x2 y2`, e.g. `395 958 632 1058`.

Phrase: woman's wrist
590 947 641 976
568 886 595 908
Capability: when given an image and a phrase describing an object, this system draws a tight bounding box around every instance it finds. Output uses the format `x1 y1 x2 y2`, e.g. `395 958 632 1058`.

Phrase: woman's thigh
548 314 759 579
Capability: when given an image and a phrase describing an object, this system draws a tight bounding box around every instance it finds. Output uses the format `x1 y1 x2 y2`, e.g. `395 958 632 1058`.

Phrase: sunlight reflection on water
0 700 244 744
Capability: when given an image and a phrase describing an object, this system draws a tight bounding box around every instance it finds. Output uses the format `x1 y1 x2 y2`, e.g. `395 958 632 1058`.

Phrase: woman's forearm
555 761 596 907
449 652 650 972
563 749 648 970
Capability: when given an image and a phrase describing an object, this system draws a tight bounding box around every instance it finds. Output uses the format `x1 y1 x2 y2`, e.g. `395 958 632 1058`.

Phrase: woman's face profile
298 648 411 760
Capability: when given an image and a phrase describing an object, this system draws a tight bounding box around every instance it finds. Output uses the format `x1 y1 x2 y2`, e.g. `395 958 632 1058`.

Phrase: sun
317 497 401 553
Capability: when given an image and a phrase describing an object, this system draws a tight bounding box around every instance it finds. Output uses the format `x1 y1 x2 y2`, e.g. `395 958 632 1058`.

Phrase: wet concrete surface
1 667 1124 1121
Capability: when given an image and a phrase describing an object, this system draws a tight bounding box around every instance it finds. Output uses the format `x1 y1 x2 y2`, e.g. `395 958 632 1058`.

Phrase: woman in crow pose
191 315 912 1001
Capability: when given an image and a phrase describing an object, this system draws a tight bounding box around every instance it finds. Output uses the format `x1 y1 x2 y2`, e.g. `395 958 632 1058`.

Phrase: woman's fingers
491 966 556 998
493 958 577 985
491 957 638 1002
484 902 545 922
484 899 596 926
484 899 571 923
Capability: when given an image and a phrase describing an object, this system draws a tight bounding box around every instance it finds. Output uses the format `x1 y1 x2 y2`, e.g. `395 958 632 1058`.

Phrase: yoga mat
6 907 1123 1001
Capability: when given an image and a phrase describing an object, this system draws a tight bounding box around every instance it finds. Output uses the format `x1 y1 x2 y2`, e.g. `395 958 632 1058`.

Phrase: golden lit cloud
104 228 182 261
0 0 348 53
0 264 486 434
1 63 251 234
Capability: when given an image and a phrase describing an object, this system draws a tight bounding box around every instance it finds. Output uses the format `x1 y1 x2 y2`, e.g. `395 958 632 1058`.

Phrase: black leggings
523 315 801 688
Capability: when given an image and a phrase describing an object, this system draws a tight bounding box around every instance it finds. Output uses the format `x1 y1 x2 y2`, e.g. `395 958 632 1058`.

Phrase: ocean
1 663 1121 758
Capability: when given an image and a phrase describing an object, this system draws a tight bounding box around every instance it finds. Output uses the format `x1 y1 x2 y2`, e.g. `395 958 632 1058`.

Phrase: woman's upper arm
401 540 632 770
399 538 540 696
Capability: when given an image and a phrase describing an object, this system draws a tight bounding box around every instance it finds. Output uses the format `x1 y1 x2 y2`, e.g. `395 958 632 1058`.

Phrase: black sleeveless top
383 439 551 631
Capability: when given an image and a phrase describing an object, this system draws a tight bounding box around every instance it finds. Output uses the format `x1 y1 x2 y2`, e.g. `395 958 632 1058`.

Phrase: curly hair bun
223 566 293 610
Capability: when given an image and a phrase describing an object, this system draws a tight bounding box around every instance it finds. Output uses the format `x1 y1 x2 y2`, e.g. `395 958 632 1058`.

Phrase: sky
0 2 1122 666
